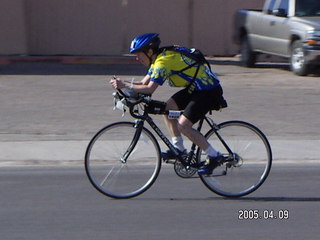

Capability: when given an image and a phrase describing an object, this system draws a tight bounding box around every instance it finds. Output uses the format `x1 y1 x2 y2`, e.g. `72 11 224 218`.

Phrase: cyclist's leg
163 98 181 139
178 114 220 161
162 90 190 154
177 89 223 174
177 115 209 151
177 89 217 152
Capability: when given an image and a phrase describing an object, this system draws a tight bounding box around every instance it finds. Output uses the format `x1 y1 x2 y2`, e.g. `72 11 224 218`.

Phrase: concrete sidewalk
0 139 318 166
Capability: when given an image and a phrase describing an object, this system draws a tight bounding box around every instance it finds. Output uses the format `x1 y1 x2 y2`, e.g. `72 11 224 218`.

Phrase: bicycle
85 89 272 199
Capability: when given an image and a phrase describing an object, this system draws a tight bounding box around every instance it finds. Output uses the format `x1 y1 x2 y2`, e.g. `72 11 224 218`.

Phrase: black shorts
171 85 223 124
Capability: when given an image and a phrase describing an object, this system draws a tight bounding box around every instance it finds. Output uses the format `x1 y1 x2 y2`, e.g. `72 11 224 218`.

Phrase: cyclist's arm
130 75 158 94
123 74 150 86
114 74 158 94
140 75 151 85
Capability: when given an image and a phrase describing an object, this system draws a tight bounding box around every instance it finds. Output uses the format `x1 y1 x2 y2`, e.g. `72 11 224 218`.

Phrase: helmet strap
143 49 154 67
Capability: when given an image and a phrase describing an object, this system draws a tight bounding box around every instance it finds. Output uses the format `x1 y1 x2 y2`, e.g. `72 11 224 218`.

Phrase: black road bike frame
123 111 233 169
115 89 234 169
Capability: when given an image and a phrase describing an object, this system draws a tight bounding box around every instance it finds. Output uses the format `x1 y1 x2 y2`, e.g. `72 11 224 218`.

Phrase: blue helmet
130 33 160 53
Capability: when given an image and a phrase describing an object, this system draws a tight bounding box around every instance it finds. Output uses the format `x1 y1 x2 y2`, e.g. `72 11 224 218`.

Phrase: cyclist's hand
110 76 125 89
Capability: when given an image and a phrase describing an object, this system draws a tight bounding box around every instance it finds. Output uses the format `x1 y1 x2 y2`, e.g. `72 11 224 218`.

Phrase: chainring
174 157 198 178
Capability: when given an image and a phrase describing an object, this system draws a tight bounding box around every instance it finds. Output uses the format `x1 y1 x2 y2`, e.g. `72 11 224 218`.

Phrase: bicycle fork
120 120 144 163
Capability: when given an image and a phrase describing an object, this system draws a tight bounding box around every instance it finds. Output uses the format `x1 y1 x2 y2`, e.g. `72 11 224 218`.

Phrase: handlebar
113 89 155 119
113 89 184 120
113 89 178 120
115 88 151 105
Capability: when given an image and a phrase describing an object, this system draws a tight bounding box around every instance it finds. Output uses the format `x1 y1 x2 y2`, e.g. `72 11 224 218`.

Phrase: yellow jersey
148 50 219 92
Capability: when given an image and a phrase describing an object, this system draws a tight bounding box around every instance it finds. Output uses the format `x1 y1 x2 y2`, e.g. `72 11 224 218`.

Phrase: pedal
163 159 175 164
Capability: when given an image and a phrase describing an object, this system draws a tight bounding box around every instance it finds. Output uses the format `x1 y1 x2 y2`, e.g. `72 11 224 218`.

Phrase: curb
0 140 319 166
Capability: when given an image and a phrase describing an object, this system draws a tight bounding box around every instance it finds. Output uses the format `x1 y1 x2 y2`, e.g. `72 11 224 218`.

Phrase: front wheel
85 122 161 199
290 40 310 76
198 121 272 197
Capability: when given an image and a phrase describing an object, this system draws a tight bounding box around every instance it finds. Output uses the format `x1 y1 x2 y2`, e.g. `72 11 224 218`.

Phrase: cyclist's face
135 50 151 66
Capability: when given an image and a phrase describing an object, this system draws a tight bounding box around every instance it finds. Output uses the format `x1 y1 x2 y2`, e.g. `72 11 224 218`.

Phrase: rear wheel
198 121 272 197
240 35 257 67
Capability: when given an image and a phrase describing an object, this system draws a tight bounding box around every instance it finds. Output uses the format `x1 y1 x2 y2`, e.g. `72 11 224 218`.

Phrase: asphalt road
0 58 320 239
1 163 319 240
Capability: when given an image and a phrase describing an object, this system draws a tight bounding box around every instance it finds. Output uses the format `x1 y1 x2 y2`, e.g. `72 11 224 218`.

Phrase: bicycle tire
198 120 272 197
85 121 161 199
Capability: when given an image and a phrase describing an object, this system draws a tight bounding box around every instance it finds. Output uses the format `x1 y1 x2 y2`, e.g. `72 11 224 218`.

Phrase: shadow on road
128 196 320 202
224 196 320 202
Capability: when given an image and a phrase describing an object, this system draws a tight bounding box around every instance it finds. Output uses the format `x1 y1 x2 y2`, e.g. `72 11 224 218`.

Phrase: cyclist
110 33 225 175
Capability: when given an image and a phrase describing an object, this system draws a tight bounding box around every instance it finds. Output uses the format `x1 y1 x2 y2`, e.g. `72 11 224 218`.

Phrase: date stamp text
238 209 289 220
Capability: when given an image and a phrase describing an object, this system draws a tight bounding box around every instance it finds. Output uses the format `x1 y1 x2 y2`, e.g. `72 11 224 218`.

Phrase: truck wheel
290 40 309 76
240 35 256 67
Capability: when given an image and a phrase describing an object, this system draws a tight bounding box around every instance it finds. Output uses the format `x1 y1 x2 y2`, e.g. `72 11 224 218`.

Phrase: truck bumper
304 49 320 64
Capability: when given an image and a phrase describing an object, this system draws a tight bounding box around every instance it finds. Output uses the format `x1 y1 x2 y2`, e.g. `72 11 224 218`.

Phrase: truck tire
240 35 256 67
290 40 309 76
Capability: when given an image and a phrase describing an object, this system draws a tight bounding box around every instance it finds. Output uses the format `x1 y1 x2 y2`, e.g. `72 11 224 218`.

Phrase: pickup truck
233 0 320 76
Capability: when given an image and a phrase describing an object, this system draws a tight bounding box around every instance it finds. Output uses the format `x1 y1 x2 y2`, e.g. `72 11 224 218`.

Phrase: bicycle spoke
199 120 272 197
85 122 161 199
